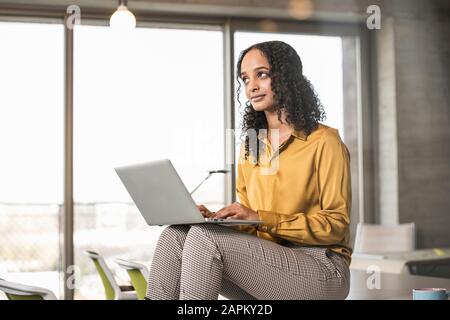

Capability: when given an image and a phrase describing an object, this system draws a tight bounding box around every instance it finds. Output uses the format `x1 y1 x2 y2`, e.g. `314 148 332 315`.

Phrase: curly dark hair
236 40 326 162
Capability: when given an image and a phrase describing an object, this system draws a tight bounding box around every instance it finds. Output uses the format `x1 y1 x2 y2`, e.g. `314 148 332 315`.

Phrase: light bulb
110 4 136 30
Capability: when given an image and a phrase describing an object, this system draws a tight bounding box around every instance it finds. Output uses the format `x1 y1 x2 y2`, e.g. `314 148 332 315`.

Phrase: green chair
115 258 149 300
84 250 137 300
0 278 57 300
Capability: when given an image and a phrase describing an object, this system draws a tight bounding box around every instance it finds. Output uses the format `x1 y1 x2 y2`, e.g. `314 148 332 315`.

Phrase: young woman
146 41 352 300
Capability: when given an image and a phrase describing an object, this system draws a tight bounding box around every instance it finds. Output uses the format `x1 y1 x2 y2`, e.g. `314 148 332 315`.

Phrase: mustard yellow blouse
235 123 352 266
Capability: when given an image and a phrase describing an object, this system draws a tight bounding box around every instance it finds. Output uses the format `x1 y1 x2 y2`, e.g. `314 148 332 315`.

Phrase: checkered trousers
146 224 350 300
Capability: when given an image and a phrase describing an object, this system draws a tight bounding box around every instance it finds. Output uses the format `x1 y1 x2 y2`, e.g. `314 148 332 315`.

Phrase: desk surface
352 248 450 261
348 269 450 300
350 248 450 274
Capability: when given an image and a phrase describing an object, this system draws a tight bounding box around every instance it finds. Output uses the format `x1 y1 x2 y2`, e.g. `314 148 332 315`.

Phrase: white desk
348 269 450 300
350 248 450 275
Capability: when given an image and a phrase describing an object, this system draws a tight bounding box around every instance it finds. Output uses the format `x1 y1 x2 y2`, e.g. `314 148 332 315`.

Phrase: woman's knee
158 225 190 245
185 224 223 242
183 224 224 261
183 224 232 256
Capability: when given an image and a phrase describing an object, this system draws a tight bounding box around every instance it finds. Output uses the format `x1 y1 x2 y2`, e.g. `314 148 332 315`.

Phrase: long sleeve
257 128 351 246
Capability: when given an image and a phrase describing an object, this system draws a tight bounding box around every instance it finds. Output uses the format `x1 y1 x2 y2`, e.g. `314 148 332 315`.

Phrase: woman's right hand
196 204 215 218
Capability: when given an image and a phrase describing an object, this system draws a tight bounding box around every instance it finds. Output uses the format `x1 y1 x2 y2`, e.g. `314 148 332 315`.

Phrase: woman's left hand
214 202 260 221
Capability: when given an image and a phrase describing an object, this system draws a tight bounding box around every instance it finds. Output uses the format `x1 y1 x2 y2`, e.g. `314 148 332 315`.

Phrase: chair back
84 250 121 300
353 222 416 254
115 258 149 300
0 278 57 300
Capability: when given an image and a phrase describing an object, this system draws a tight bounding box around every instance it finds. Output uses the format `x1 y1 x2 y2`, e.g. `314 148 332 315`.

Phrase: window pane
0 22 64 299
74 26 224 299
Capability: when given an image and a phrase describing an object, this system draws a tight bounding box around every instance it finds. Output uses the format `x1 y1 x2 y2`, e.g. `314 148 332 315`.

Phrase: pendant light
110 0 136 30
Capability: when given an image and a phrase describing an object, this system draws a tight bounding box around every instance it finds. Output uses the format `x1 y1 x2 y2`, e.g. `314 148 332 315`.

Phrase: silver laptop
114 159 262 226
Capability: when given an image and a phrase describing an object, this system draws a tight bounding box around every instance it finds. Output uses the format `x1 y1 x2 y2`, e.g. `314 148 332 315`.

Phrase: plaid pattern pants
146 224 350 300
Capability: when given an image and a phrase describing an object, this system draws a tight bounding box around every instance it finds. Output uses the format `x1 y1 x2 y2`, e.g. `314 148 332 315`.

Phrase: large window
0 22 64 298
73 25 224 299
